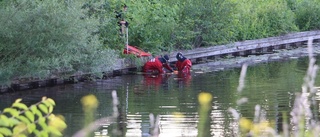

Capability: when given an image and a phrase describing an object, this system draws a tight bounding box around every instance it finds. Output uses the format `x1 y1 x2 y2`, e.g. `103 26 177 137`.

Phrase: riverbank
2 44 317 94
1 32 320 94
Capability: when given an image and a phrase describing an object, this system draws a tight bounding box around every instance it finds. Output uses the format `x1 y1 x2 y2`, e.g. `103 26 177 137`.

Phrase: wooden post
250 49 257 54
239 51 245 56
285 44 291 49
274 45 280 50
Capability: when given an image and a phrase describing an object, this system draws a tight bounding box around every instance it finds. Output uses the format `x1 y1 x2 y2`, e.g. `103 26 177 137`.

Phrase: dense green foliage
291 0 320 30
1 0 320 84
87 0 318 52
0 0 118 84
172 0 236 48
232 0 298 40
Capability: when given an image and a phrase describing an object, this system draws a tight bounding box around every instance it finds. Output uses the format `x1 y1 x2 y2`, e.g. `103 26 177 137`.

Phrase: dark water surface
1 56 320 137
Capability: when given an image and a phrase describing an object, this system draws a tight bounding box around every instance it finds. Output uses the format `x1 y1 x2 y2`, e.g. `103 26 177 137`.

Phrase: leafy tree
0 0 118 84
80 0 126 51
83 0 180 54
232 0 298 41
124 0 179 54
293 0 320 30
175 0 237 48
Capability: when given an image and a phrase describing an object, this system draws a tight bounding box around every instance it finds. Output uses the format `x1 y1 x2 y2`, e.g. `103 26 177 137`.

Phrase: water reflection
142 74 172 91
158 113 198 137
174 72 192 88
210 102 230 137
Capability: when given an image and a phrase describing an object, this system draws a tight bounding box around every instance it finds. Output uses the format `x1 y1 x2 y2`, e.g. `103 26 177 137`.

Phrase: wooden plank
171 31 320 56
169 32 320 61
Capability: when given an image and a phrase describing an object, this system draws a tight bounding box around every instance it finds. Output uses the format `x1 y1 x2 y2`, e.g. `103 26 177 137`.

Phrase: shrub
294 0 320 30
233 0 298 41
0 0 118 84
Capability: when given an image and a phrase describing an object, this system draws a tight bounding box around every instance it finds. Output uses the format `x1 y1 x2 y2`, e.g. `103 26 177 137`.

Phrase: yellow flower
81 94 99 111
198 92 213 105
252 120 271 135
239 117 253 131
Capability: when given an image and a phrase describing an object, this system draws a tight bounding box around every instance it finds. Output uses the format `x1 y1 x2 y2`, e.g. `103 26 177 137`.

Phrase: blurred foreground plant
229 38 320 137
81 94 99 128
197 92 213 137
73 91 120 137
0 97 67 137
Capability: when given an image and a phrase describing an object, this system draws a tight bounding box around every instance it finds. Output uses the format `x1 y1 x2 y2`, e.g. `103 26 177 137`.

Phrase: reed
229 37 320 136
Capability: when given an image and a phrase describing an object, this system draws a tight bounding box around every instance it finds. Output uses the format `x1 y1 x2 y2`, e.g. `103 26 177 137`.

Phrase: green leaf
14 98 22 103
35 109 43 118
12 102 29 110
16 134 27 137
39 104 48 114
0 133 3 137
31 105 43 118
25 111 35 122
30 105 37 114
42 100 52 107
46 98 56 106
0 127 13 136
39 117 48 130
0 121 7 127
48 127 62 136
38 117 46 123
33 129 41 137
48 106 53 114
13 124 27 136
0 115 9 127
3 108 20 117
27 123 36 133
17 116 30 124
39 131 49 137
8 118 20 127
48 114 67 130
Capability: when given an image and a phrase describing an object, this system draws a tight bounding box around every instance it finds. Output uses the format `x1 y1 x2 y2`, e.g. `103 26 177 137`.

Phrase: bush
125 1 179 54
232 0 298 41
294 0 320 30
170 0 237 48
0 0 118 84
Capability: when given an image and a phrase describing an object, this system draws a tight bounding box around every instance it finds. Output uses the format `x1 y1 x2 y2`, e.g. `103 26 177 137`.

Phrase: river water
0 56 320 137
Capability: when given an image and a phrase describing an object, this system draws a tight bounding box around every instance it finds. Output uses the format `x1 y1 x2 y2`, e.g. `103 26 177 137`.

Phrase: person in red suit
143 55 174 74
175 52 192 73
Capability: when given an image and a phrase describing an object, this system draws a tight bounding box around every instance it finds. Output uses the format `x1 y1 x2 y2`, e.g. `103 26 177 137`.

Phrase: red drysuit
175 59 192 73
143 57 173 74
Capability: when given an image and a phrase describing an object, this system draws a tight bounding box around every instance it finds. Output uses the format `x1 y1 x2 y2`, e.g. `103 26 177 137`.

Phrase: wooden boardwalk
168 30 320 64
2 30 320 93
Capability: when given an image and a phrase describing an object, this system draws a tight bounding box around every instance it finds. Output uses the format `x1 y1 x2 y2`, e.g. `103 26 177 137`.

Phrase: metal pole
126 27 129 53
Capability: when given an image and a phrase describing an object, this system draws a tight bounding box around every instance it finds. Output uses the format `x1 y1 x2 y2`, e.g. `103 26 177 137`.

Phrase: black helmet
159 54 170 63
176 52 186 61
163 54 169 61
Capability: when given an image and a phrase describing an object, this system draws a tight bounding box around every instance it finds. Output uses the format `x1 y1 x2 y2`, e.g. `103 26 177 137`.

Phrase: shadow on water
2 56 320 136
